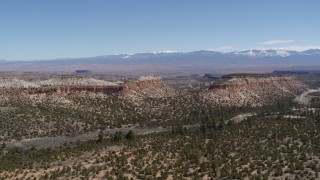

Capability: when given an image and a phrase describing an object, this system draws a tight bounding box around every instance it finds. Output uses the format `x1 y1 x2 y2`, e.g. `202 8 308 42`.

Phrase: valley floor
1 112 320 179
0 75 320 179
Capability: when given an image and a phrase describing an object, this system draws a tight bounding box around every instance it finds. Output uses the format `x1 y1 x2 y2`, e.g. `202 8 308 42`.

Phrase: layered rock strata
121 76 175 102
0 75 167 96
203 75 308 107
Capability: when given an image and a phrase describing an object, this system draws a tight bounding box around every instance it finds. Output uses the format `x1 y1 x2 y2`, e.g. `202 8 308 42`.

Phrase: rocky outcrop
28 86 123 95
203 74 308 107
38 75 120 87
0 77 39 88
30 76 165 95
27 75 124 95
122 76 163 92
0 75 169 97
121 76 175 104
0 76 123 97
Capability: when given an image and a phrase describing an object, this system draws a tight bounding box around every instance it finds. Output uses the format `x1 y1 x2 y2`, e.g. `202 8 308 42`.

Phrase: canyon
0 72 317 180
0 74 308 107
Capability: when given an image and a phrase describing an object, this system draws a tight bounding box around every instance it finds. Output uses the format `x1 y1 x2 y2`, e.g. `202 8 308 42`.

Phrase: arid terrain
0 72 320 179
2 0 319 179
202 74 308 107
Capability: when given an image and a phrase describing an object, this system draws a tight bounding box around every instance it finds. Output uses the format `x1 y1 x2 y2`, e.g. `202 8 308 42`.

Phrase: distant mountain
300 49 320 56
116 49 320 59
2 49 320 62
233 49 320 57
233 49 296 57
1 49 320 74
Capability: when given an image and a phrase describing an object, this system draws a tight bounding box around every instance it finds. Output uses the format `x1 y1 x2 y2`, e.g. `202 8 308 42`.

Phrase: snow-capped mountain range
1 49 320 74
1 49 320 62
114 49 320 59
232 49 320 57
233 49 294 57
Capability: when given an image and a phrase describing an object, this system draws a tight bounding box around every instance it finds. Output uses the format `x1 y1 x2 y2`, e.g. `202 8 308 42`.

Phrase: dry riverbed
5 127 167 149
295 88 320 105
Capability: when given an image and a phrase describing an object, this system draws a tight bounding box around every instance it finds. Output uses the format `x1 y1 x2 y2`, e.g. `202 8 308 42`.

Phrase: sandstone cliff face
121 76 175 104
123 76 163 91
28 86 123 95
38 75 119 87
203 75 308 107
30 75 122 95
1 74 306 107
0 75 171 98
0 76 123 96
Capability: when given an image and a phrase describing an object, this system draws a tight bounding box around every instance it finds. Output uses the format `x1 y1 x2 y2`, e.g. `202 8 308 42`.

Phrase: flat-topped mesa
0 75 125 95
38 75 120 87
204 74 308 107
121 76 175 104
30 75 123 95
209 74 301 91
0 75 166 96
122 76 163 91
0 77 40 89
55 75 85 79
221 73 286 79
29 86 124 95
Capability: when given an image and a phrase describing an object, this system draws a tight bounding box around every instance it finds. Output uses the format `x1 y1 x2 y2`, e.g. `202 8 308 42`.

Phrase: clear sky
1 0 319 60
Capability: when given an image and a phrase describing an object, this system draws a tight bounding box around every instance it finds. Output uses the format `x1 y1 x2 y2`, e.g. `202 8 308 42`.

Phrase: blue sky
0 0 319 60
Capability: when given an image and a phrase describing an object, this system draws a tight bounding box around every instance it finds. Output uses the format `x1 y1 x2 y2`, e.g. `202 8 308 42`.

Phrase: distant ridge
1 49 320 74
1 49 320 62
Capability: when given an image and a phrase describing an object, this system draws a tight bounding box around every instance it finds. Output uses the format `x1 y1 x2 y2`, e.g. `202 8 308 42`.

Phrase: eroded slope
202 75 308 107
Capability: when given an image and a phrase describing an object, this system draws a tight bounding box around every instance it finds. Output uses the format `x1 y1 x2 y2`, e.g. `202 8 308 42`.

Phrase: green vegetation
0 90 273 141
1 110 320 179
125 130 135 140
0 80 319 179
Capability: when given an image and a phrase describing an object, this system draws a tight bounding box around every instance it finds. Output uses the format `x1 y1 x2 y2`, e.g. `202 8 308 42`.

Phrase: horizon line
1 48 320 62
